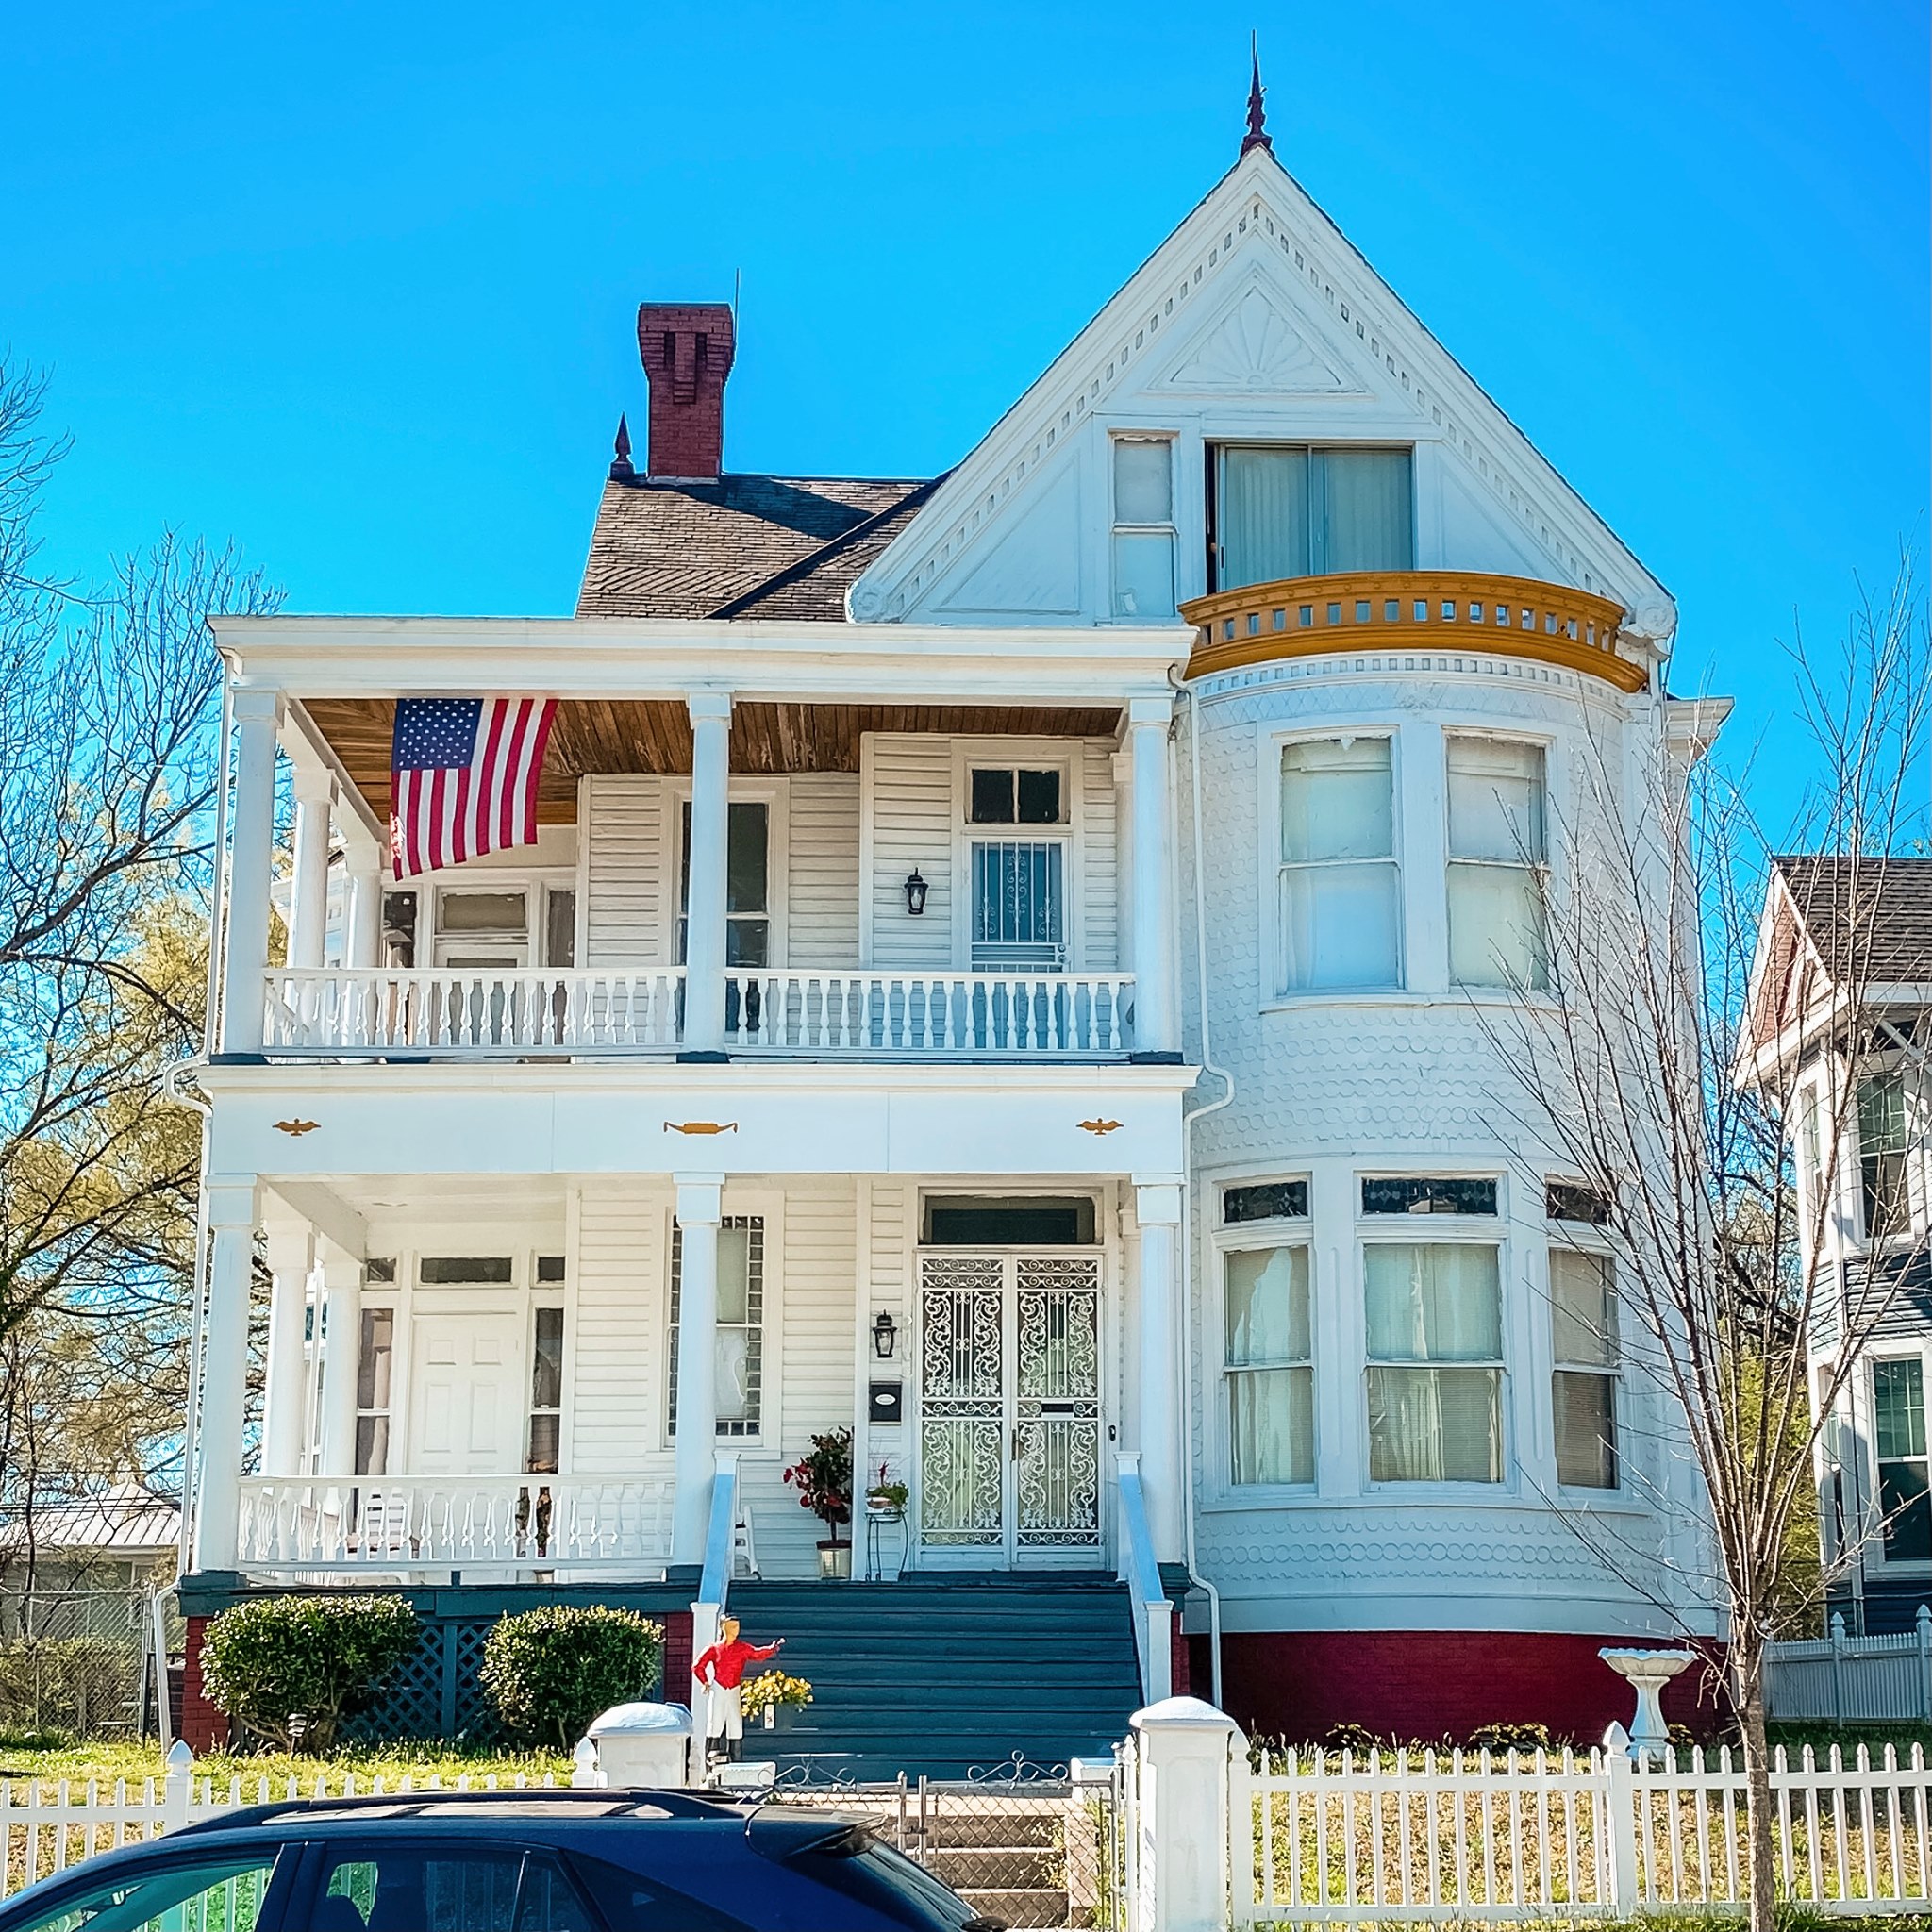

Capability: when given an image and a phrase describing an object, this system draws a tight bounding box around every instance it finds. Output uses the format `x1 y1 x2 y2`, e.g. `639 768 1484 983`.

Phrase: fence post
1131 1696 1244 1932
1830 1611 1847 1724
1916 1605 1931 1723
163 1739 194 1834
1602 1724 1638 1920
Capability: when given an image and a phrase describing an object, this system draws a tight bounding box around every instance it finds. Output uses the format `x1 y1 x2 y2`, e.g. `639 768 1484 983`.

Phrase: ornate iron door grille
918 1258 1006 1548
1015 1257 1103 1549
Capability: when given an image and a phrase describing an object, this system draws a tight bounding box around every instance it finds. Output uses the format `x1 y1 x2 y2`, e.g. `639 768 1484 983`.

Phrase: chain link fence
0 1591 181 1740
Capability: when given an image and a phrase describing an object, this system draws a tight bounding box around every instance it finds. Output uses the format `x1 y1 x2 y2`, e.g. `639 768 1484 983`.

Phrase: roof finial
1241 31 1273 158
609 412 634 482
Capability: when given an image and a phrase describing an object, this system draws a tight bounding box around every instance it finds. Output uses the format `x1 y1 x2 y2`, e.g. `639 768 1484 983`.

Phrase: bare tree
1482 566 1929 1931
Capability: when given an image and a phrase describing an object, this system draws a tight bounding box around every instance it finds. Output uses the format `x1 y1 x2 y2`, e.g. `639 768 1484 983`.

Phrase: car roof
174 1787 755 1837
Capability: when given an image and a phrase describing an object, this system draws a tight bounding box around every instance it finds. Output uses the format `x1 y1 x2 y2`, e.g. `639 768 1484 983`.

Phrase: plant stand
864 1505 908 1582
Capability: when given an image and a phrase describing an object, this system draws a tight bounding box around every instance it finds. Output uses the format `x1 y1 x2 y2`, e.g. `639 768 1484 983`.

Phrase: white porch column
193 1178 258 1571
1134 1177 1186 1564
287 766 334 970
671 1176 724 1565
221 690 281 1053
260 1220 313 1479
681 694 732 1055
344 836 384 970
1127 696 1177 1056
318 1241 364 1479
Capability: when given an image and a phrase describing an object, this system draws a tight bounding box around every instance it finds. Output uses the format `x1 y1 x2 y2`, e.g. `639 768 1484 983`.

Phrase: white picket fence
1768 1607 1932 1724
0 1745 565 1900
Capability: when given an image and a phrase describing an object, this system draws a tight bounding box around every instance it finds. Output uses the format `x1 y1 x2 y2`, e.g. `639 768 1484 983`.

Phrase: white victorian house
179 105 1722 1760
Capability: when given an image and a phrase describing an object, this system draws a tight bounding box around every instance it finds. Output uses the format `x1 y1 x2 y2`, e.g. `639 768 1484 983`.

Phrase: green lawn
0 1736 574 1793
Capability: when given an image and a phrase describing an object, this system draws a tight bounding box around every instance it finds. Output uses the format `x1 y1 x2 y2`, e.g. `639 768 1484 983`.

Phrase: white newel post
1127 696 1176 1055
672 1177 724 1565
318 1241 364 1479
682 694 732 1054
221 690 280 1054
1132 1695 1243 1932
287 766 334 970
344 839 384 969
260 1221 313 1479
1134 1178 1186 1564
193 1179 258 1571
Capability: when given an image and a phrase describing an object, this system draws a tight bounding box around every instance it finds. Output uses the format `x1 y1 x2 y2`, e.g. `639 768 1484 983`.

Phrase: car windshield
8 1853 277 1932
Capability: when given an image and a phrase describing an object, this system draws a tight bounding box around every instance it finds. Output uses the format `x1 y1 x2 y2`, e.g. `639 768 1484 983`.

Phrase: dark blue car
0 1789 1003 1931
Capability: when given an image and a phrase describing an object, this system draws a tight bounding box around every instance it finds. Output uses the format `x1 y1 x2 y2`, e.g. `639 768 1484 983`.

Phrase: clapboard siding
864 736 953 969
861 1181 914 1490
1080 741 1119 972
582 775 666 965
787 774 860 967
570 1181 670 1474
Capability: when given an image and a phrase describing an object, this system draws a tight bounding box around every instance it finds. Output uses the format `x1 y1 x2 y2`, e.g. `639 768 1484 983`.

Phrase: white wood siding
860 1180 914 1490
1080 741 1120 972
570 1181 670 1475
581 775 666 965
787 774 860 967
863 736 953 969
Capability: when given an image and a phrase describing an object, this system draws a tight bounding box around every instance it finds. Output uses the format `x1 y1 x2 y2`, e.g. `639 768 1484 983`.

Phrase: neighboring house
0 1483 179 1634
180 96 1723 1757
1747 857 1932 1635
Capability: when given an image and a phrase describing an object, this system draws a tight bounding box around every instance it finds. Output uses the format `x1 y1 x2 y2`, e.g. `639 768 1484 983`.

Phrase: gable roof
575 474 931 620
711 476 946 621
1774 856 1932 988
851 145 1676 634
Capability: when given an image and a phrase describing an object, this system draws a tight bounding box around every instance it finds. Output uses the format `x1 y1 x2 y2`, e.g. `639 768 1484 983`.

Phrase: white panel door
409 1311 524 1474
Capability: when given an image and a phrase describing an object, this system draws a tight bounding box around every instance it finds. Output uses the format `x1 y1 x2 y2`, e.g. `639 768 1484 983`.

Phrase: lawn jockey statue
692 1615 783 1758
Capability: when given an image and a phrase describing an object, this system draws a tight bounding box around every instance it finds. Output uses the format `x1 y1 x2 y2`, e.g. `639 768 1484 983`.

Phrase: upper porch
212 616 1192 1070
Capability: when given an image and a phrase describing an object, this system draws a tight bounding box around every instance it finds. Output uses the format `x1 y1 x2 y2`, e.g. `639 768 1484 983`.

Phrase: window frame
949 741 1083 974
1546 1234 1623 1495
426 868 579 971
663 1192 784 1450
1443 730 1554 994
1207 441 1418 591
665 775 791 971
1109 433 1179 621
1857 1065 1913 1246
1212 1181 1317 1498
1869 1347 1932 1574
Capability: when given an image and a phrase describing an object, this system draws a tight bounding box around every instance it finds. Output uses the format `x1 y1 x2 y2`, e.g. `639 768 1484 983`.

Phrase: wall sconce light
872 1310 898 1359
903 869 928 916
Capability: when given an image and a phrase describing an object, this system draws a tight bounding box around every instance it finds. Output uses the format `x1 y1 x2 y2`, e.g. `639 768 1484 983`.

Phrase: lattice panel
342 1623 444 1742
452 1620 507 1743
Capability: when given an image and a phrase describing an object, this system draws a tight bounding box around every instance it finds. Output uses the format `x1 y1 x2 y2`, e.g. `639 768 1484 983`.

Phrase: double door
916 1253 1104 1567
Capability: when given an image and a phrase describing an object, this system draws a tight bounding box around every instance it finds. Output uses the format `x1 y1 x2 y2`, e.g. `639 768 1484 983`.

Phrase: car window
563 1852 752 1932
310 1845 592 1932
793 1842 983 1930
6 1852 279 1932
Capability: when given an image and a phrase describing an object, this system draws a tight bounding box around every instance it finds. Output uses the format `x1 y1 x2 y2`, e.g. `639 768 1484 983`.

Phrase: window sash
1876 1357 1932 1562
1554 1371 1618 1489
1215 445 1416 590
355 1307 394 1478
1366 1366 1502 1482
1228 1367 1314 1485
1364 1243 1503 1362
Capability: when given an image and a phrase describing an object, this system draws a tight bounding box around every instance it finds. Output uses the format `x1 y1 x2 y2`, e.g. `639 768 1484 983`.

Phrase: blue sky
4 0 1924 828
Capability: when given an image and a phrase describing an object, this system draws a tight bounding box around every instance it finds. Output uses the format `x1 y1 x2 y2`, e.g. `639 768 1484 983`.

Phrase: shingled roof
1774 855 1932 987
575 474 932 621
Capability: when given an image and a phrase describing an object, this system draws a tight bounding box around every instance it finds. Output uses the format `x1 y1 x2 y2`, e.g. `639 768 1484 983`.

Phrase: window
1364 1243 1504 1482
669 1216 765 1438
1447 737 1549 991
1859 1073 1909 1240
544 887 577 968
312 1844 596 1932
967 765 1067 969
1874 1357 1932 1562
679 800 770 968
1550 1249 1618 1488
527 1307 564 1474
435 888 529 969
971 766 1063 824
419 1257 515 1284
1224 1179 1309 1224
1213 445 1414 590
1224 1244 1313 1484
536 1254 567 1284
7 1852 281 1932
1545 1181 1611 1226
1277 737 1400 991
364 1257 397 1285
1112 438 1176 618
1362 1176 1499 1217
924 1195 1096 1244
354 1307 394 1477
1799 1087 1827 1226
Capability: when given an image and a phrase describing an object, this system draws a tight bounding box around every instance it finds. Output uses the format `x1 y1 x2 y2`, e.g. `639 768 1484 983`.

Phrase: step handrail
1115 1451 1173 1706
689 1450 740 1756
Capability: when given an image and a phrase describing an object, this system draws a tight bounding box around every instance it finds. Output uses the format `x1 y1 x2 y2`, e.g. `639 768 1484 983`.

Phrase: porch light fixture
872 1310 898 1359
903 869 928 916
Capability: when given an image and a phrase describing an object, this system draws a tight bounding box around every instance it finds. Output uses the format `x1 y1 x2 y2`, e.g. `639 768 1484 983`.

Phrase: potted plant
865 1465 908 1521
741 1669 813 1731
783 1428 853 1579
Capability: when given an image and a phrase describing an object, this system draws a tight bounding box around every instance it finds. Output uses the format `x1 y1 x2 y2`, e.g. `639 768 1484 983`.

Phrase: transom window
669 1216 766 1439
1550 1249 1619 1489
1212 444 1415 590
970 767 1063 824
1224 1243 1313 1486
1874 1356 1932 1563
1277 737 1401 992
1111 438 1177 619
1362 1176 1498 1217
1447 737 1549 991
1224 1179 1309 1224
1858 1073 1909 1241
1364 1242 1504 1483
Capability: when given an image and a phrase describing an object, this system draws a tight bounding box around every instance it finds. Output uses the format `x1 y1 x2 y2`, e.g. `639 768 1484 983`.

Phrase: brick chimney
636 303 735 481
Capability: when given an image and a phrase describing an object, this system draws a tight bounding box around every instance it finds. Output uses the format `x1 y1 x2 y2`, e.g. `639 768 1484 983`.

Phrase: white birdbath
1600 1647 1697 1763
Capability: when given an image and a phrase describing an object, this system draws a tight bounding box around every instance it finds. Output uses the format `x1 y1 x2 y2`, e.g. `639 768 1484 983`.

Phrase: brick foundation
1219 1629 1724 1744
660 1610 693 1708
178 1615 229 1753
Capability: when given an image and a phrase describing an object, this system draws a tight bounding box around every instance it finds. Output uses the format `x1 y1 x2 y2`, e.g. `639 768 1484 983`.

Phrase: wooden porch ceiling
303 698 1125 826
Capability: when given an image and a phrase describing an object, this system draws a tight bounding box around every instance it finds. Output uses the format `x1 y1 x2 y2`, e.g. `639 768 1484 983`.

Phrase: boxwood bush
479 1605 663 1747
200 1594 419 1750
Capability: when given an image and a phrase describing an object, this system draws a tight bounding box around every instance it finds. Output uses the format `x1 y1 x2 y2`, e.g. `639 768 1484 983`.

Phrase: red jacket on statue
693 1636 780 1690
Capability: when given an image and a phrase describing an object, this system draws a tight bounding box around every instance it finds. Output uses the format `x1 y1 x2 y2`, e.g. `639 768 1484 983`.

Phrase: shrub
200 1595 419 1751
1320 1721 1381 1757
479 1606 663 1747
1465 1720 1557 1755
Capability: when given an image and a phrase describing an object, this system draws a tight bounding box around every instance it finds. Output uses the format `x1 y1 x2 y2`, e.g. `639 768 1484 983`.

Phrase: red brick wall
636 303 734 479
659 1610 694 1708
1170 1612 1191 1698
1220 1630 1724 1744
178 1615 230 1753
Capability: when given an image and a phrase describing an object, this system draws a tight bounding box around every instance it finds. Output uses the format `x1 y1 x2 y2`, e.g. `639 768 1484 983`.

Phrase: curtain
1219 447 1309 590
1316 449 1414 572
1553 1371 1616 1488
1225 1246 1310 1362
1448 738 1546 862
1448 862 1546 989
1225 1246 1312 1485
1231 1368 1314 1485
1364 1243 1502 1483
1550 1250 1615 1367
1279 738 1399 991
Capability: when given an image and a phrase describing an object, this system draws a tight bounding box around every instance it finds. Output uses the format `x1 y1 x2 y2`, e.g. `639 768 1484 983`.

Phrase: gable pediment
1156 280 1364 397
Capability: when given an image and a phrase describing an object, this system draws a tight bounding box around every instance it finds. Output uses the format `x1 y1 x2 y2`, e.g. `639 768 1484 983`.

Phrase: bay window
1550 1249 1618 1489
1277 737 1401 991
1213 445 1414 591
1224 1242 1314 1486
1364 1242 1504 1482
1447 737 1549 990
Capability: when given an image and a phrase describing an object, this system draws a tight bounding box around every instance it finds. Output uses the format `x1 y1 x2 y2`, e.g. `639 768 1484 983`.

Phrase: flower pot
759 1701 801 1731
817 1539 852 1580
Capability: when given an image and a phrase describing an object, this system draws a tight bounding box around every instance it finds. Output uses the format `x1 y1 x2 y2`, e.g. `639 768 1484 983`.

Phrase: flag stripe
391 696 556 879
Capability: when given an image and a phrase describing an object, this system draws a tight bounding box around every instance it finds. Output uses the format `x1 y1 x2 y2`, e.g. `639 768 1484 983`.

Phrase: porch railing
235 1475 673 1574
262 969 684 1055
724 970 1135 1055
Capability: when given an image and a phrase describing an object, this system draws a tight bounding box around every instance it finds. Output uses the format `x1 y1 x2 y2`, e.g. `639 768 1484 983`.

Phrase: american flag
390 697 558 879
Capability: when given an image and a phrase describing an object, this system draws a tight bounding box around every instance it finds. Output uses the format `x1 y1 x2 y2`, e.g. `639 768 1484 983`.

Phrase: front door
409 1310 524 1474
915 1254 1104 1567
